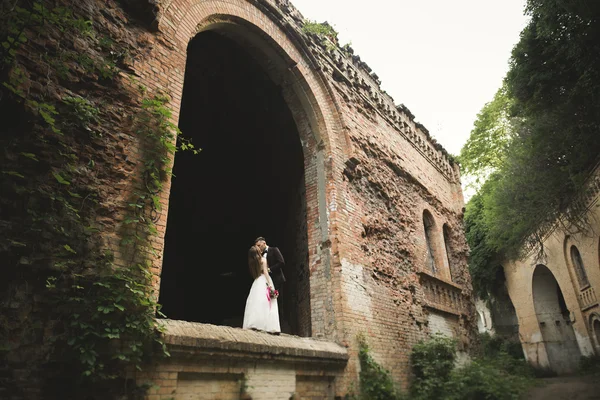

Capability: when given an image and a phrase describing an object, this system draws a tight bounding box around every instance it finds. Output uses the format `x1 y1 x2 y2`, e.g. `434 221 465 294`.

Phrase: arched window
443 224 453 280
570 245 590 288
423 211 438 275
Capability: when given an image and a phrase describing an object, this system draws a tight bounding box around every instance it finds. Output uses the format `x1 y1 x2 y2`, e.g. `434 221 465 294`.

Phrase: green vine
345 334 403 400
49 89 199 381
0 0 197 396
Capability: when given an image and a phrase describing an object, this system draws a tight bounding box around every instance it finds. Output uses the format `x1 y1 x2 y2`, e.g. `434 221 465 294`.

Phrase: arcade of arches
501 205 600 375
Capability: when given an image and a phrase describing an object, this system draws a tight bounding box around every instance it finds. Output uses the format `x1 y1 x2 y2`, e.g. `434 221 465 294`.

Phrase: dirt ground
526 376 600 400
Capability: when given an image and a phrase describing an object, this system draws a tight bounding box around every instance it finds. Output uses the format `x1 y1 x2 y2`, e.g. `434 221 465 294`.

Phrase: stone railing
160 319 349 364
418 271 465 316
271 0 458 182
580 286 598 311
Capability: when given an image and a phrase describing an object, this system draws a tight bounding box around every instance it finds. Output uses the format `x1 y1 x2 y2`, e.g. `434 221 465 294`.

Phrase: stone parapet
161 319 349 364
267 0 458 182
138 320 348 399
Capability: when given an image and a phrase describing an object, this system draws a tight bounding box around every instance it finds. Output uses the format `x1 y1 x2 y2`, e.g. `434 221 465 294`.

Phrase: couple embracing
242 237 285 335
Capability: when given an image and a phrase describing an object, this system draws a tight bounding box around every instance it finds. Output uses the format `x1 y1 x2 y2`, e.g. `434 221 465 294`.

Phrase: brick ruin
0 0 477 398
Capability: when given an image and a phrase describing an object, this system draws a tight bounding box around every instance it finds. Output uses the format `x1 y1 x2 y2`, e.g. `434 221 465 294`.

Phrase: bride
242 245 281 334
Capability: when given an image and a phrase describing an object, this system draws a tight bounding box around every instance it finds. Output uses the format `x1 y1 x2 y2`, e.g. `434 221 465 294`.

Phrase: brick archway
133 0 345 339
149 0 342 151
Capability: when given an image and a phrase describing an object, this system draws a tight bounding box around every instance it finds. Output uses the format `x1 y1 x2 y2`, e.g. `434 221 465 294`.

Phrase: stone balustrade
419 271 466 316
580 286 598 310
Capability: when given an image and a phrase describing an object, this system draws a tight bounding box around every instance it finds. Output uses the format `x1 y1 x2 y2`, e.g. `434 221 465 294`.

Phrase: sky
290 0 529 156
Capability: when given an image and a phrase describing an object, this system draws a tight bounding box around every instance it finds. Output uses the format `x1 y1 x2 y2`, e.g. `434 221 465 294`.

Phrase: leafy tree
410 334 456 400
463 181 503 299
461 0 600 297
408 334 533 400
503 0 600 231
459 83 514 188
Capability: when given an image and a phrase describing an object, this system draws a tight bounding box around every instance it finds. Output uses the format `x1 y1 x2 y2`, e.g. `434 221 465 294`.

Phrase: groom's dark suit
265 246 286 290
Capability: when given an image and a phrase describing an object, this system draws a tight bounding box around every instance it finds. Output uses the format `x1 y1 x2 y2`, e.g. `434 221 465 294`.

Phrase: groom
254 237 286 290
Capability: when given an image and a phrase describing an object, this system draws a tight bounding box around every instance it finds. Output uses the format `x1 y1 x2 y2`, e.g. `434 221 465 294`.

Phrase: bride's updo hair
248 245 263 280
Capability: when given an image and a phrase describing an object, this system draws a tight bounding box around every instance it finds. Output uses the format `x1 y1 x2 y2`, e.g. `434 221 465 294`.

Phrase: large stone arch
152 0 344 153
532 264 581 373
131 0 347 340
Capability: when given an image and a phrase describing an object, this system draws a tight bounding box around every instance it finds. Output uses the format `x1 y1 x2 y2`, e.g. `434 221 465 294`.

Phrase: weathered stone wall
136 321 347 400
0 0 476 397
503 167 600 373
305 12 475 386
0 0 161 396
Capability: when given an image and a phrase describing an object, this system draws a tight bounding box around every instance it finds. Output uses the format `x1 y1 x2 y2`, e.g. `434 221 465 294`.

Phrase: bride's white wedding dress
242 258 281 333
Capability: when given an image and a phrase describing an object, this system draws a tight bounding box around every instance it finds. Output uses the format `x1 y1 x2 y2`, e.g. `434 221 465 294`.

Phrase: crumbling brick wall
292 3 476 386
0 0 477 397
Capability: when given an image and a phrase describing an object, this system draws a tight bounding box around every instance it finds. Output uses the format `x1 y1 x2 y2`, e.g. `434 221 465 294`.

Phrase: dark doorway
158 30 308 335
532 264 581 374
489 267 520 342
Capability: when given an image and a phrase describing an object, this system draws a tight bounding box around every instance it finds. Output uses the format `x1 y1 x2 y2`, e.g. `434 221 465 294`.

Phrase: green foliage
130 93 198 224
45 87 197 388
579 354 600 376
63 96 100 127
0 2 93 66
408 334 532 400
0 0 196 396
444 361 531 400
463 183 504 299
409 334 456 400
302 20 340 51
48 257 169 380
475 333 532 377
458 84 514 189
357 335 403 400
302 20 338 40
477 332 524 361
346 334 532 400
461 0 600 298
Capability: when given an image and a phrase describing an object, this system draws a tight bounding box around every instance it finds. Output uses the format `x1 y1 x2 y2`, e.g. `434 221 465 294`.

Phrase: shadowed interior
158 31 308 335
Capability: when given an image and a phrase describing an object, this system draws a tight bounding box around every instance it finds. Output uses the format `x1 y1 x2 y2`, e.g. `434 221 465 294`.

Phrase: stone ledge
418 270 464 291
161 319 349 365
423 301 462 317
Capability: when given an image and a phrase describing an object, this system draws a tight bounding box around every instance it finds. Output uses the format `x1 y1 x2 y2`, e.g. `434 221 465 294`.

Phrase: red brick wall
129 0 477 392
0 0 476 396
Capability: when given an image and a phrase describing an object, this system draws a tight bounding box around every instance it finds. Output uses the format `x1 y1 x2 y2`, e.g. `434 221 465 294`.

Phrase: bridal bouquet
266 283 279 300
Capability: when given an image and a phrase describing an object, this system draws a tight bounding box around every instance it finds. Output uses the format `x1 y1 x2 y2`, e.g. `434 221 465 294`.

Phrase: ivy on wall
0 0 196 396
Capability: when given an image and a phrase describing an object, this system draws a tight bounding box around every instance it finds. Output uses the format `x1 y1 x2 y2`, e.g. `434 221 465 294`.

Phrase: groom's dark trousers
266 246 286 289
266 246 286 326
